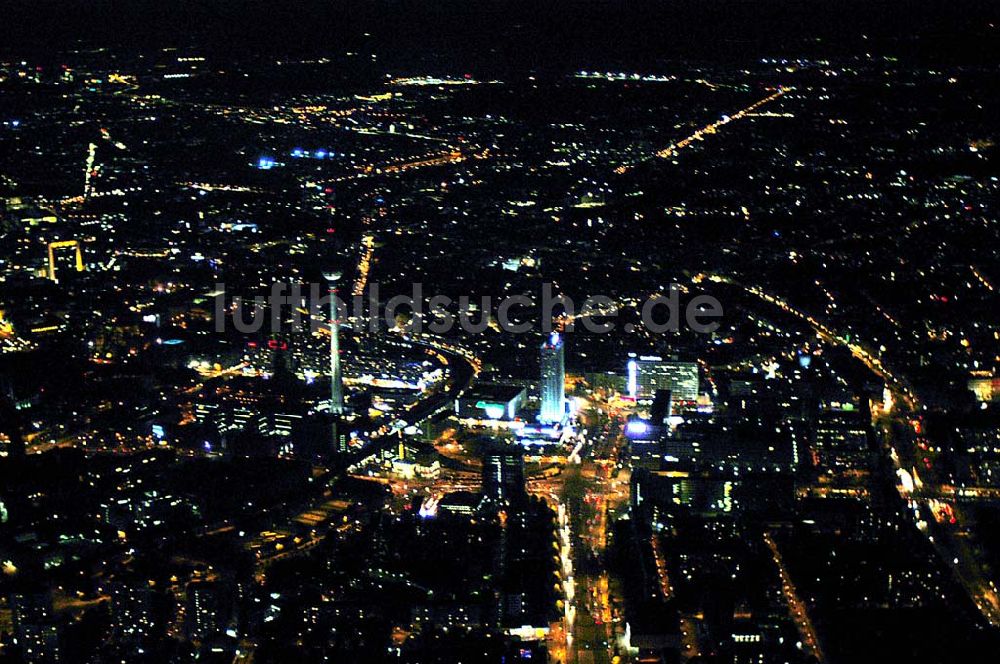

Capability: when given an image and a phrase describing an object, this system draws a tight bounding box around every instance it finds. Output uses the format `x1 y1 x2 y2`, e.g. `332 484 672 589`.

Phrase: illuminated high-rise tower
539 332 565 423
323 271 344 415
83 142 97 199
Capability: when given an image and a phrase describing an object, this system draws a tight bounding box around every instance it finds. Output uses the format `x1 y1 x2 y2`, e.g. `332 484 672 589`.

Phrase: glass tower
539 332 565 423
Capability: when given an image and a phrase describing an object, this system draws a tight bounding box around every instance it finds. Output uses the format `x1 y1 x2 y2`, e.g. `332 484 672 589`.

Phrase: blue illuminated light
625 420 649 436
484 405 505 420
257 156 276 170
476 400 506 420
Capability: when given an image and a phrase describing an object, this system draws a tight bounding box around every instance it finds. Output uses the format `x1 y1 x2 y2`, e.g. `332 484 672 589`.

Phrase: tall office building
649 389 674 425
627 355 699 402
814 409 870 472
323 271 344 415
482 445 526 506
186 580 223 641
109 578 158 642
539 332 565 423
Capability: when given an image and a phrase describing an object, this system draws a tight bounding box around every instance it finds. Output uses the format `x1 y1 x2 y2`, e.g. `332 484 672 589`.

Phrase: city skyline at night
2 2 1000 663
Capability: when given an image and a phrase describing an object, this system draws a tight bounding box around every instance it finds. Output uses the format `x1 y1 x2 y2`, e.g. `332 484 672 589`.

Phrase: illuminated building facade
482 445 526 506
455 384 526 421
10 592 60 664
968 373 1000 403
539 332 565 423
46 240 84 283
814 409 870 473
186 580 224 641
109 579 158 642
627 355 699 402
324 271 344 415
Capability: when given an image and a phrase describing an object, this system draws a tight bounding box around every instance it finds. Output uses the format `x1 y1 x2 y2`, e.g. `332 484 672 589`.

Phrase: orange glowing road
364 150 465 174
528 408 630 664
353 234 376 297
650 535 673 600
970 264 995 292
697 272 919 410
615 87 790 174
764 530 825 663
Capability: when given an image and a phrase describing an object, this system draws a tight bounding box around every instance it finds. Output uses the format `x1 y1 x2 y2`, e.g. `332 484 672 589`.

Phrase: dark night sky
2 1 998 68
